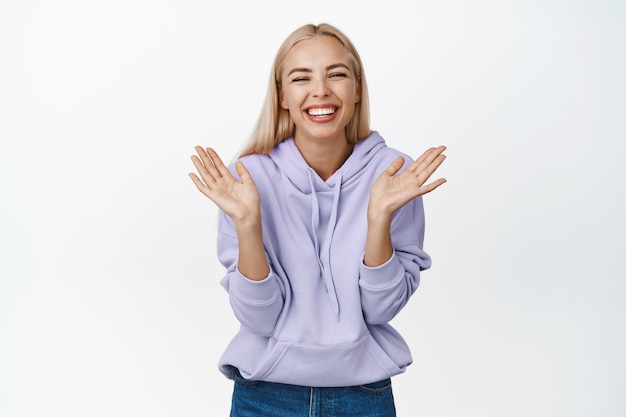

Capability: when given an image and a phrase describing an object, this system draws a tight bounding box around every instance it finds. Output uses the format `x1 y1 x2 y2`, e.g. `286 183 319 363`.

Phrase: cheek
340 84 359 105
280 88 300 110
345 87 359 108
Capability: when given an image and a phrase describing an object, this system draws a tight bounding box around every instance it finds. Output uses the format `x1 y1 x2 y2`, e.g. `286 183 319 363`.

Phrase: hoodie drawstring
308 172 323 273
307 170 342 322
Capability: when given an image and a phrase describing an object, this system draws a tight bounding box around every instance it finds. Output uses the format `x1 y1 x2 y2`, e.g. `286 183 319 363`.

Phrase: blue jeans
230 370 396 417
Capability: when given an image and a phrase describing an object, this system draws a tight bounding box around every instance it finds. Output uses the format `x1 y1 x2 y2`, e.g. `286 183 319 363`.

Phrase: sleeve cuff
359 252 405 290
229 268 280 305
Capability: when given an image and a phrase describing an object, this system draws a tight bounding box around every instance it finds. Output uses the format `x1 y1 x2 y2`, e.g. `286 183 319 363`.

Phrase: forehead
283 36 351 68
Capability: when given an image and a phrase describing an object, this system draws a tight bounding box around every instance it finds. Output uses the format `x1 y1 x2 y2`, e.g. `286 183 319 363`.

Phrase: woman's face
279 35 360 146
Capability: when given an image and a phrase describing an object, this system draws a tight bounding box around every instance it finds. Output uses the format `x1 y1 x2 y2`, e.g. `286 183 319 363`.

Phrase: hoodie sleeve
217 210 284 336
358 196 431 325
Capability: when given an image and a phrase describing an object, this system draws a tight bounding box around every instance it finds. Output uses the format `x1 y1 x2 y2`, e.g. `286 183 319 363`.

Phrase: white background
1 0 625 416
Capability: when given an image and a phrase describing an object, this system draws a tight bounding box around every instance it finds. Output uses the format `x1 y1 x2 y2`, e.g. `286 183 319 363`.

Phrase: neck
294 137 353 181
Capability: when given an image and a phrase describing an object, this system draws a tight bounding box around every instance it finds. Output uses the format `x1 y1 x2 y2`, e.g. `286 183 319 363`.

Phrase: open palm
369 146 447 217
189 146 261 223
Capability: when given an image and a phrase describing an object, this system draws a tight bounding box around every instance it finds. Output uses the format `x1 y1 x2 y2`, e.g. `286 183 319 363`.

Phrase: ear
354 81 361 104
279 90 289 110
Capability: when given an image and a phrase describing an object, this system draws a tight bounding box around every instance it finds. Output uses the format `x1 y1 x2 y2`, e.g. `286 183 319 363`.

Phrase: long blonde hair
238 23 371 157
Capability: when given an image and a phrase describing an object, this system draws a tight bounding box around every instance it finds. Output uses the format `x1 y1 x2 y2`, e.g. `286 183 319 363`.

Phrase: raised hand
189 147 261 224
368 146 447 218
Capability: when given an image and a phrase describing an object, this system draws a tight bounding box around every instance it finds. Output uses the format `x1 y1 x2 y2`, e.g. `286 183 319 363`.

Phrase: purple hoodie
216 131 431 387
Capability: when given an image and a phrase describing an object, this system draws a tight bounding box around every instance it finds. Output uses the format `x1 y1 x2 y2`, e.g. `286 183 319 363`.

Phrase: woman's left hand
368 146 447 219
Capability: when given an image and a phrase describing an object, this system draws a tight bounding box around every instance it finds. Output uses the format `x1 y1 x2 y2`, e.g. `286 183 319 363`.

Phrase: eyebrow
287 63 352 76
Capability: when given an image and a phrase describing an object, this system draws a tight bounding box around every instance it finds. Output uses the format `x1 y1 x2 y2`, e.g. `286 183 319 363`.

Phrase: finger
406 147 435 171
193 145 218 176
205 148 232 178
199 147 225 181
194 146 211 167
416 154 447 185
188 172 211 196
190 154 206 174
191 154 219 187
413 146 446 171
195 146 222 174
408 146 446 173
235 161 252 183
410 146 437 165
418 177 447 196
383 156 406 176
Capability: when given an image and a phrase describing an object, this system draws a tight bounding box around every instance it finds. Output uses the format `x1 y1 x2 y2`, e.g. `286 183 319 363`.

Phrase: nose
311 78 330 97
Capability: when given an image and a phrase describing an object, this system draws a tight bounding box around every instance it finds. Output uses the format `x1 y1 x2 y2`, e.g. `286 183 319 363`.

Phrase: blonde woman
190 23 446 417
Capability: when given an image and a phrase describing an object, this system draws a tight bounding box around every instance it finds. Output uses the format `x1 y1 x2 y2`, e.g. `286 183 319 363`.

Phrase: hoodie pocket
364 335 405 376
248 334 403 387
247 339 292 381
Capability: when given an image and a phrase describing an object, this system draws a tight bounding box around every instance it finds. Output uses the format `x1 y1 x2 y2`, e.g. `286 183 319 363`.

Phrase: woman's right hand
189 147 261 225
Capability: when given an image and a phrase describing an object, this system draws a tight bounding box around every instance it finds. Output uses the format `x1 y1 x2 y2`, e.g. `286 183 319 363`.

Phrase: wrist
233 210 262 232
367 207 392 227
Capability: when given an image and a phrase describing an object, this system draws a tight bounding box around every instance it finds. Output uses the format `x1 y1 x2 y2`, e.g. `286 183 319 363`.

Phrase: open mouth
306 107 337 117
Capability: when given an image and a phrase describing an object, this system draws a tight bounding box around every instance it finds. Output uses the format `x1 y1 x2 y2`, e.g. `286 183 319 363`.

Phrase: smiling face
279 35 361 146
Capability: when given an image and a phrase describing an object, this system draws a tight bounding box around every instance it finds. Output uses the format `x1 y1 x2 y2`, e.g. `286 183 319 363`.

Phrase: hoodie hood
268 132 386 321
269 131 386 193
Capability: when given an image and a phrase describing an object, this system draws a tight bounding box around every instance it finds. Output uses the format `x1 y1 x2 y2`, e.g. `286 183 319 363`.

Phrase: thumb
384 156 405 176
235 161 251 182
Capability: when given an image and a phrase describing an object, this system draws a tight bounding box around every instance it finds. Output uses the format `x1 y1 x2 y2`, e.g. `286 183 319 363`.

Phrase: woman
190 23 446 417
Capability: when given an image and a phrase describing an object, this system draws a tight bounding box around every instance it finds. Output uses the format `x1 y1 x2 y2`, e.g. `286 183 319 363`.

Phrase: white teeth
307 107 336 116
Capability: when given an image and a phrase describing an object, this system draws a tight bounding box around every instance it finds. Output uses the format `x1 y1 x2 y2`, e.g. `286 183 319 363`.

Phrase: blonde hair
238 23 371 157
